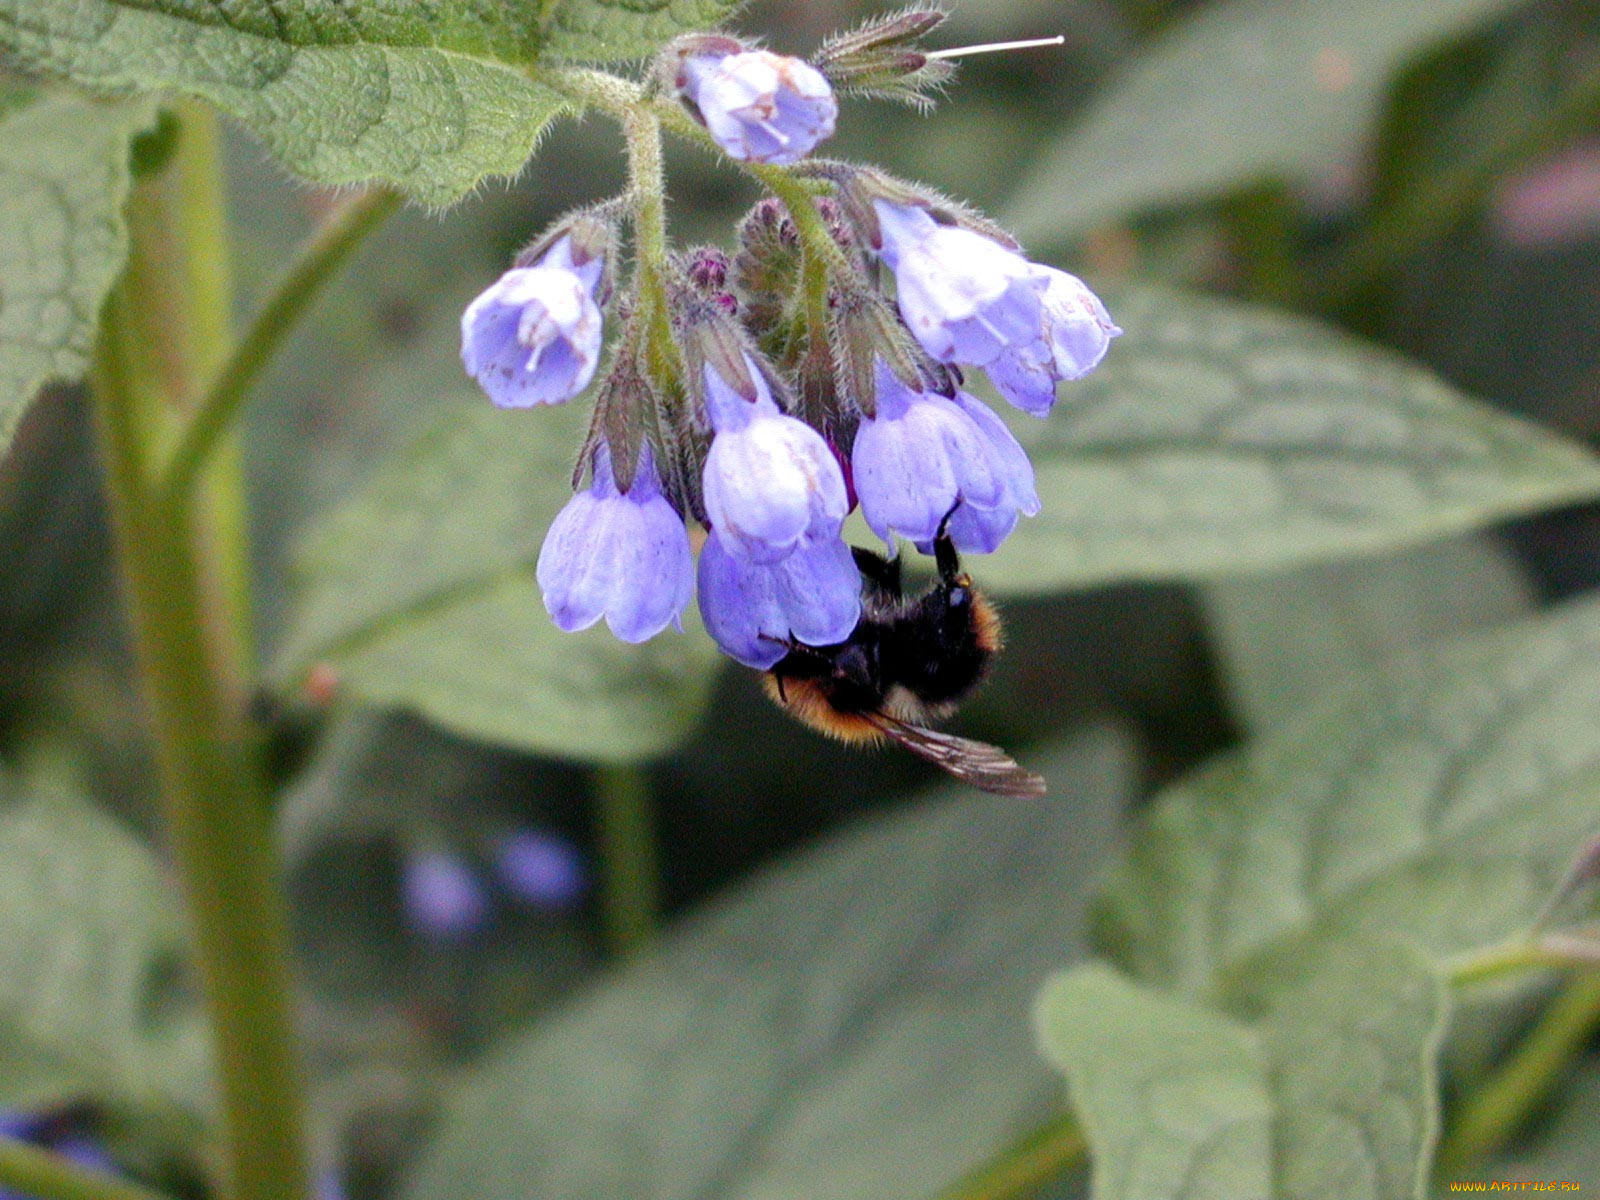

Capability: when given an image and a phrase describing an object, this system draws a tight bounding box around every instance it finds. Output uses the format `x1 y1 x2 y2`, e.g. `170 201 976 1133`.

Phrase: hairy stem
94 282 311 1200
1437 969 1600 1176
161 186 402 508
0 1137 175 1200
592 765 662 956
934 1112 1087 1200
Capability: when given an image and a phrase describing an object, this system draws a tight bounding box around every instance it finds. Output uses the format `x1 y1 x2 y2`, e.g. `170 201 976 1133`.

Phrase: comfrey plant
460 15 1119 718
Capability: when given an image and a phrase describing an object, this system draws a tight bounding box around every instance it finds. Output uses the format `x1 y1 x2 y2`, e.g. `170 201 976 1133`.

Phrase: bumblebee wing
867 715 1047 798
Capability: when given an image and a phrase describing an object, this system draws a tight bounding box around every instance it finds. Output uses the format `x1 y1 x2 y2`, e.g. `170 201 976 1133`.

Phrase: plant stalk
592 764 662 957
92 284 311 1200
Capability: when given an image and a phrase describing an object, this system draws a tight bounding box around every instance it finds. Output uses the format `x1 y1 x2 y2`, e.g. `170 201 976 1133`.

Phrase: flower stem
0 1137 175 1200
160 186 402 509
1436 968 1600 1176
93 282 311 1200
933 1111 1086 1200
592 764 662 957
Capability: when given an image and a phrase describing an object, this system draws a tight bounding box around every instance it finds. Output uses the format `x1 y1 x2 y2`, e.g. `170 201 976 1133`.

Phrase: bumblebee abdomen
761 674 888 744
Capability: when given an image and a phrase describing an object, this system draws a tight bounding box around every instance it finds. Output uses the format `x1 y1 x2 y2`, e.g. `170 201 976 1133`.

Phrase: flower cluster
459 14 1119 668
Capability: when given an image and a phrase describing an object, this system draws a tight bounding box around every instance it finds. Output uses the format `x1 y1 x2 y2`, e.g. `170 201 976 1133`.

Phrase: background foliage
5 0 1600 1198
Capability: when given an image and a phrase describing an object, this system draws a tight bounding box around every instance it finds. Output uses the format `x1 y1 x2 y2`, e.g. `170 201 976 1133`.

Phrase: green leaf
0 91 154 457
1036 938 1447 1200
399 728 1135 1200
542 0 747 64
1198 533 1533 737
1004 0 1522 241
973 286 1600 595
273 389 723 764
1036 964 1271 1200
0 775 212 1123
1094 592 1600 1000
1 1 557 205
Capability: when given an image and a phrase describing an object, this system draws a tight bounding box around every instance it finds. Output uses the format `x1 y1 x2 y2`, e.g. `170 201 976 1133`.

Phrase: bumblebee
763 530 1046 798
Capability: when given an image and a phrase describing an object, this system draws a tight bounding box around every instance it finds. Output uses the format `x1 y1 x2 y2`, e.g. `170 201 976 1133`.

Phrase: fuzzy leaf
1037 938 1446 1200
0 92 154 457
399 729 1134 1200
0 0 739 203
976 286 1600 594
1095 592 1600 999
0 779 211 1122
1005 0 1522 241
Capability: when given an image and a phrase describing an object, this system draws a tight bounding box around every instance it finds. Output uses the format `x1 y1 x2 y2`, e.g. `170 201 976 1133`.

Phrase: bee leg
933 504 963 586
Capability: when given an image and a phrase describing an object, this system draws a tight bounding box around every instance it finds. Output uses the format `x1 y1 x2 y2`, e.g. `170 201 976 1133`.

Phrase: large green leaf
1094 592 1600 1000
1004 0 1521 242
0 91 154 457
399 728 1134 1200
0 0 735 203
974 286 1600 594
0 776 211 1123
1199 533 1533 737
1037 939 1446 1200
273 383 724 764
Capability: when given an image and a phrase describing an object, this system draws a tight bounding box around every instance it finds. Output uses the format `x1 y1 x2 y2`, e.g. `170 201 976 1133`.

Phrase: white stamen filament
925 36 1065 61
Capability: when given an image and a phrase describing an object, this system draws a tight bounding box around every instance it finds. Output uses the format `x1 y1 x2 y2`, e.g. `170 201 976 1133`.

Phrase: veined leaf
1037 939 1447 1200
1095 592 1600 999
0 91 154 457
0 778 212 1123
0 0 736 203
975 285 1600 594
399 729 1134 1200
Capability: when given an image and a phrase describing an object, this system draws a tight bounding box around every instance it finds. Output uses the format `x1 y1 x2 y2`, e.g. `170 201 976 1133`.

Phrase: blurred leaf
273 388 723 764
1095 592 1600 999
0 92 154 457
0 773 211 1123
0 0 733 204
976 286 1600 594
1037 938 1446 1200
399 727 1135 1200
1199 533 1533 737
1005 0 1521 241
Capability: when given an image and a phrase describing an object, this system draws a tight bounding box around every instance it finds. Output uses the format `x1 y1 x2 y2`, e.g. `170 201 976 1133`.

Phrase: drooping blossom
853 362 1038 554
701 356 850 563
461 236 605 408
985 265 1121 416
697 535 862 669
536 443 693 643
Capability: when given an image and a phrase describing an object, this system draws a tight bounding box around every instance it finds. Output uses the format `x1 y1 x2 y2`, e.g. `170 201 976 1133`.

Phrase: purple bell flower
402 849 489 941
679 49 837 165
853 362 1039 554
701 357 850 564
697 535 862 669
495 830 586 909
986 265 1121 416
536 443 693 643
461 236 604 409
872 200 1043 368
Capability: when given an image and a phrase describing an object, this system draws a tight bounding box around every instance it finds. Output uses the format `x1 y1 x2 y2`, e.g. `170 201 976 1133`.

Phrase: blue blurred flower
852 362 1038 554
461 236 605 409
537 442 693 643
985 265 1121 416
402 849 489 942
872 200 1042 368
679 49 837 165
0 1110 118 1200
701 357 849 564
494 831 586 909
697 535 862 668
